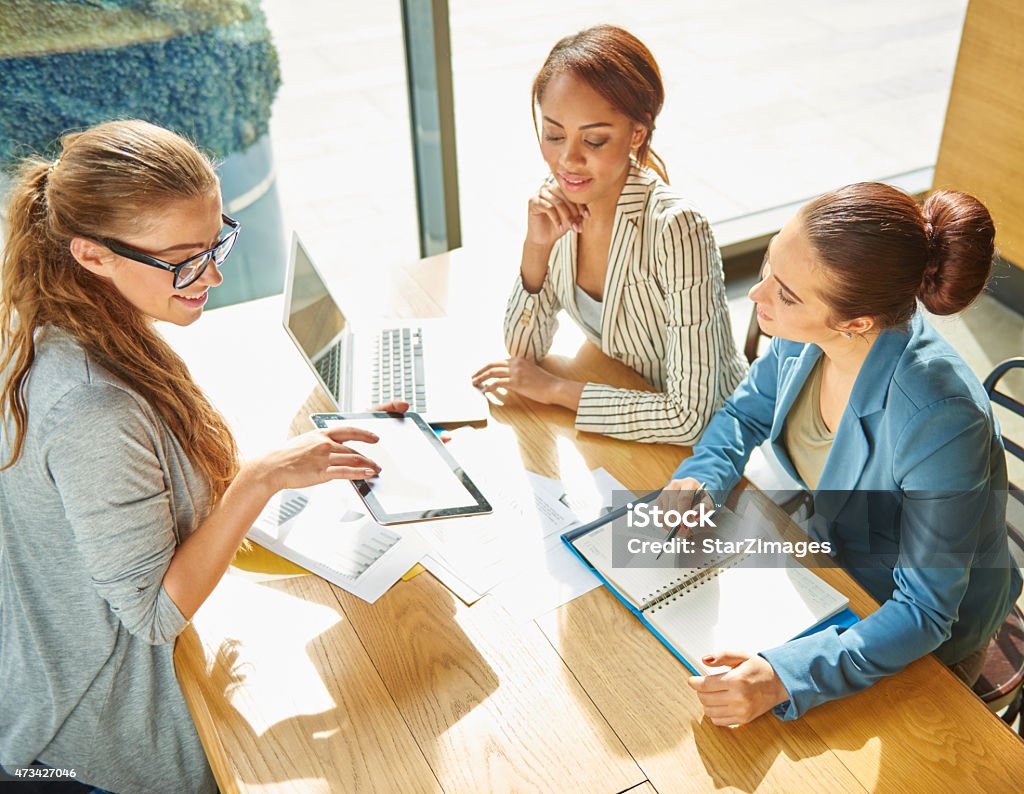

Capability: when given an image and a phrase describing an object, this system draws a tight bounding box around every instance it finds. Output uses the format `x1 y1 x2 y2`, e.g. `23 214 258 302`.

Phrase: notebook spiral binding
641 554 727 605
645 553 750 611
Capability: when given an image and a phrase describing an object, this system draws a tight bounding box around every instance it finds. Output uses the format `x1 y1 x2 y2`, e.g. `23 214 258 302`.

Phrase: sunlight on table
192 576 340 731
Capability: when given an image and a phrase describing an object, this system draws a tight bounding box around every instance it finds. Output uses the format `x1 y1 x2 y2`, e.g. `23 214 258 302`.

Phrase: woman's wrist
233 458 278 505
760 656 791 707
550 377 584 411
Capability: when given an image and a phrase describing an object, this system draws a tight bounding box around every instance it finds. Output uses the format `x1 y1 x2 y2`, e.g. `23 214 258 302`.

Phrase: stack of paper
414 431 632 619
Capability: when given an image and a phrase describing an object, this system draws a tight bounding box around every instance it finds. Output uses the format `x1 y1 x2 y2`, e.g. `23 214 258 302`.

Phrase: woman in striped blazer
473 26 746 444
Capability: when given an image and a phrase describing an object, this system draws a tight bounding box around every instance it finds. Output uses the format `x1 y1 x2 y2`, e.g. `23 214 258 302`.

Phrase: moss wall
0 0 281 168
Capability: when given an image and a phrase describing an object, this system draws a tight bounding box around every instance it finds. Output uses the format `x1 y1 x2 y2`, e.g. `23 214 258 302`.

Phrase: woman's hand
521 182 589 292
371 399 409 414
657 477 714 527
370 398 448 441
471 357 583 410
687 652 789 726
526 181 588 249
253 426 383 495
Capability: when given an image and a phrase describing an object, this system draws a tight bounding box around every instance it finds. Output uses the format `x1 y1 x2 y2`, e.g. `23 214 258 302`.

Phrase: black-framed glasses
95 214 241 289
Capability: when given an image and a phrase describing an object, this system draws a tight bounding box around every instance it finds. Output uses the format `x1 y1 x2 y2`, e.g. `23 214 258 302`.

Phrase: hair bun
918 190 995 315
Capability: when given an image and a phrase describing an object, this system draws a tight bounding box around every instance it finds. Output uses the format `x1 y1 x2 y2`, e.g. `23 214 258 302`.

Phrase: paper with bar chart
248 481 427 603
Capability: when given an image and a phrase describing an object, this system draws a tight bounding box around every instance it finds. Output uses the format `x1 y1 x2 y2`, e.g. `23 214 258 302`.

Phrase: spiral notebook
563 500 857 675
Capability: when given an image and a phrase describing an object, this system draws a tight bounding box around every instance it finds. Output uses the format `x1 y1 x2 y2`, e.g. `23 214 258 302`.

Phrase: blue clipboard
561 491 860 675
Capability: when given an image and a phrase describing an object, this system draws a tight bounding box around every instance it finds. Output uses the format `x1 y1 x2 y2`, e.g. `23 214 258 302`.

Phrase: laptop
282 233 489 425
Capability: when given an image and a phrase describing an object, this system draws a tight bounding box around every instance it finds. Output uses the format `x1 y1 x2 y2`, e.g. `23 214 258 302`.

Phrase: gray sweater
0 328 216 794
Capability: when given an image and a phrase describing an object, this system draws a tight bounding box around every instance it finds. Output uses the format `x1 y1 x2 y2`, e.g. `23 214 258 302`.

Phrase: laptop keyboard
314 342 344 399
372 327 427 413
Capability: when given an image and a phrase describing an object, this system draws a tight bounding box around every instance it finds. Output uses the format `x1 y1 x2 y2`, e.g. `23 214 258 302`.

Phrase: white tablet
310 412 492 525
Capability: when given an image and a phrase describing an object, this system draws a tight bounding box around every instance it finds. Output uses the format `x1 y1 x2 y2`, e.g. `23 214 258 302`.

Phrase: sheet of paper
591 467 635 511
248 482 427 603
420 553 485 605
414 466 581 598
564 466 636 524
526 470 565 501
418 515 514 594
489 532 601 622
485 467 634 622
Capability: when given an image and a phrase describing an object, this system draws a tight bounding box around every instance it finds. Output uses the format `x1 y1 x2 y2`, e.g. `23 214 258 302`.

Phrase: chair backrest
984 358 1024 556
986 358 1024 464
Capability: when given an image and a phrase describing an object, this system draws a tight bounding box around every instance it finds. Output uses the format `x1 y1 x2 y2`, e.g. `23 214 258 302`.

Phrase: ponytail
0 158 64 467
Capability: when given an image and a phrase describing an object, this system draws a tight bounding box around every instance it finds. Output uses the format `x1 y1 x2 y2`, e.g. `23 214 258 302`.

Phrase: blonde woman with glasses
0 120 403 793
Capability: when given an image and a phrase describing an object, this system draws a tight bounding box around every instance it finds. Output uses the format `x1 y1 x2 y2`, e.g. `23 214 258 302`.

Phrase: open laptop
282 233 488 425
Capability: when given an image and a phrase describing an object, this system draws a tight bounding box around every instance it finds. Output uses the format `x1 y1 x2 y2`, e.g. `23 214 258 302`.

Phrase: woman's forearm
162 461 275 620
520 240 555 293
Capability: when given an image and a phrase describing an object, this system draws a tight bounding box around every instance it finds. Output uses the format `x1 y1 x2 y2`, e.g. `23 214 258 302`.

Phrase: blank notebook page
644 562 847 672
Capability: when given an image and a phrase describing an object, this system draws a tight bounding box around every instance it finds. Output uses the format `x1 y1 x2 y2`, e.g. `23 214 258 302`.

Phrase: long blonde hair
1 119 238 501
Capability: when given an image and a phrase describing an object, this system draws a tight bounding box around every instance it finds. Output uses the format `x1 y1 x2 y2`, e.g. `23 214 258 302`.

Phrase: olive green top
781 358 834 490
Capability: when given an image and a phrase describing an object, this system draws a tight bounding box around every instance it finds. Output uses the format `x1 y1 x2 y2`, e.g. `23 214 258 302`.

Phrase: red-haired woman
473 25 747 444
669 183 1022 725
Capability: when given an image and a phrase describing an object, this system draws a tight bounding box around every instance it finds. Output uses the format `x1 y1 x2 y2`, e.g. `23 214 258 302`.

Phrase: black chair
975 357 1024 735
986 357 1024 465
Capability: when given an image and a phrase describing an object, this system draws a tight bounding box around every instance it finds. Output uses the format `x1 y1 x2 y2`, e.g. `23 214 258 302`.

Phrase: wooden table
166 248 1024 793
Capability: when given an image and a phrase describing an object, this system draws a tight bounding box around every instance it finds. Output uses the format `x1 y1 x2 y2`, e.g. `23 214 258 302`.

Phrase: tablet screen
310 413 491 524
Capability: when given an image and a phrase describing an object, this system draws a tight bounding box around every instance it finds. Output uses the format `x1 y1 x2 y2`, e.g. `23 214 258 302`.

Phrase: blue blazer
673 312 1022 719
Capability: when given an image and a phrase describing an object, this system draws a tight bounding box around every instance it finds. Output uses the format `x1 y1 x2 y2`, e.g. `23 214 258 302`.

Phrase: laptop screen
285 237 347 361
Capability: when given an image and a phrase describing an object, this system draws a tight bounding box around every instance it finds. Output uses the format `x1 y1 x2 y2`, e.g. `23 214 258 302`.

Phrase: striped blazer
504 163 747 444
